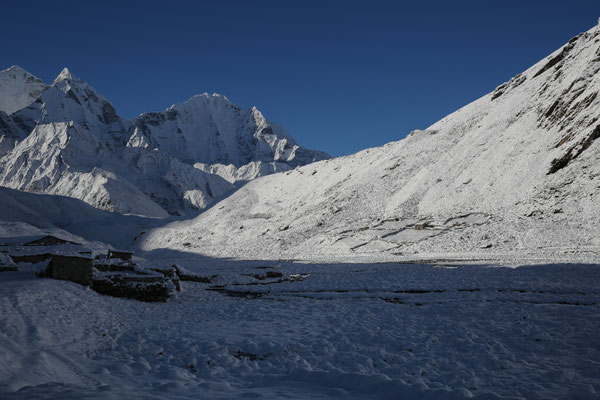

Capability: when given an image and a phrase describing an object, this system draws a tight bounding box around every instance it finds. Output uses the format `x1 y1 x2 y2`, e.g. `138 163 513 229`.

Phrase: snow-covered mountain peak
0 65 329 216
133 91 329 168
210 92 230 102
0 66 48 115
26 67 122 128
250 106 266 123
3 65 27 74
172 92 234 110
53 67 76 84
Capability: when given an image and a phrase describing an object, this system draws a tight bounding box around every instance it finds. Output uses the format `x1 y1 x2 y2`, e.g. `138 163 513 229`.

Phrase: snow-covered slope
0 67 328 216
142 23 600 261
0 120 234 217
0 66 48 115
0 186 157 249
194 160 293 183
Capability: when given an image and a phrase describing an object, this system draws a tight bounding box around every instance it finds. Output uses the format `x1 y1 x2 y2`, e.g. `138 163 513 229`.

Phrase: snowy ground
1 253 599 399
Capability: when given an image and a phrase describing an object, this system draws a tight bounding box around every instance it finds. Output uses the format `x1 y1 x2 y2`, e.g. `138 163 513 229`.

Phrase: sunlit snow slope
0 66 48 115
0 67 328 217
143 23 600 261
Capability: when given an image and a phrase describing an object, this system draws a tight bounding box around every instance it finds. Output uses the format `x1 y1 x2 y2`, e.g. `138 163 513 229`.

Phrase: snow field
1 256 599 399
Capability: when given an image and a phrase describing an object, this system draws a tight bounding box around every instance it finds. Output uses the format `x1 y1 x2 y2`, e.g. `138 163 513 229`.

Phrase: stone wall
48 255 93 286
107 250 133 261
92 274 173 302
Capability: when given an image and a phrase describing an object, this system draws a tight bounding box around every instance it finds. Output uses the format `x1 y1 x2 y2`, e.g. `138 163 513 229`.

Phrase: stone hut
23 235 80 247
46 255 93 286
108 250 133 261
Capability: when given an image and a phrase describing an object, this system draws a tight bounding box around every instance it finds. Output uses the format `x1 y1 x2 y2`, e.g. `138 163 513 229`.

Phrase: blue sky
2 1 599 156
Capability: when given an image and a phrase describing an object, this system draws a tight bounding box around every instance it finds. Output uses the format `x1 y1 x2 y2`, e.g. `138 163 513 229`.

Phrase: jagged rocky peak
131 91 329 169
54 67 75 84
44 67 121 126
0 65 122 131
250 106 270 130
0 65 329 216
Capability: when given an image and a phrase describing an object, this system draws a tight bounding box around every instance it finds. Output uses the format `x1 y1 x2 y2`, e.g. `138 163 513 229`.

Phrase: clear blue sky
2 0 598 156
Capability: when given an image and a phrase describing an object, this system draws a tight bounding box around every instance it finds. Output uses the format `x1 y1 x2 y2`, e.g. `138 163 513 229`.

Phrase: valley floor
0 254 599 399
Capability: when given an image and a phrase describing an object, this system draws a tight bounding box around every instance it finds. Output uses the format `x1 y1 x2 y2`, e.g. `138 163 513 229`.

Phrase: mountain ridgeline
0 67 329 217
141 22 600 260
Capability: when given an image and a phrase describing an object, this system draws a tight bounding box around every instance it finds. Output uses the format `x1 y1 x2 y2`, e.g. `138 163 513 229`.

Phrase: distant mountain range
0 66 329 217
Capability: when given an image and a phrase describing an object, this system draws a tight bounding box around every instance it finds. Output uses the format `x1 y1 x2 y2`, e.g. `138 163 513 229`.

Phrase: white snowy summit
142 23 600 261
0 66 49 115
0 67 329 216
130 94 328 168
53 66 74 84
